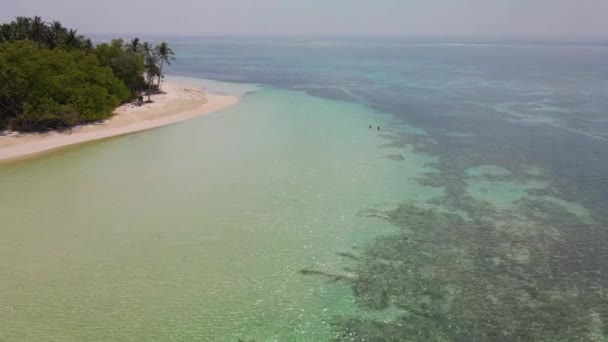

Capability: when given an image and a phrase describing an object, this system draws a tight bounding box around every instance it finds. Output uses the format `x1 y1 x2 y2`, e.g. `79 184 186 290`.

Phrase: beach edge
0 81 239 163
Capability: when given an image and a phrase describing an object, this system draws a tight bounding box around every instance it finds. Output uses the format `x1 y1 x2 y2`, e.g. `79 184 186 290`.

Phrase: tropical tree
141 41 159 97
0 16 177 130
154 41 175 89
13 17 31 40
83 38 93 52
125 37 141 54
30 16 45 45
0 40 130 131
141 41 152 55
0 24 12 42
45 20 65 49
95 39 146 95
64 29 83 49
144 54 160 100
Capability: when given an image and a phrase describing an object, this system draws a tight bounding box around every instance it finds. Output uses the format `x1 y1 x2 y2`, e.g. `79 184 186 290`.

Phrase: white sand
0 82 238 162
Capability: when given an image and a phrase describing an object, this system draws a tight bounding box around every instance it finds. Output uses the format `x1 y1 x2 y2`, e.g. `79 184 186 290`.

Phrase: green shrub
0 41 130 131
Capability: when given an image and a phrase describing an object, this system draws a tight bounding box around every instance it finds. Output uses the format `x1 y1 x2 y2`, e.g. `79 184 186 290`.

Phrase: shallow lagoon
2 39 608 341
0 84 444 341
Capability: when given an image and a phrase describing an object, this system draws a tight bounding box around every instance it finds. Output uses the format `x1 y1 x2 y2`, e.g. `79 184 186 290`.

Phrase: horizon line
84 33 608 45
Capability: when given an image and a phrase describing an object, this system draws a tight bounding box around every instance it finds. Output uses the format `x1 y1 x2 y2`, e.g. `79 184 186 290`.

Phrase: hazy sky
2 0 608 39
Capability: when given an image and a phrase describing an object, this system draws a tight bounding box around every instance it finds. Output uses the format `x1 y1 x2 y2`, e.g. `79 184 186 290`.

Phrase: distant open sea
1 37 608 341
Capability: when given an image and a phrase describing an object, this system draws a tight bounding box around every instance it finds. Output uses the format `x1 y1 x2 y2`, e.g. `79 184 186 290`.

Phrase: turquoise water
0 84 441 341
2 39 608 341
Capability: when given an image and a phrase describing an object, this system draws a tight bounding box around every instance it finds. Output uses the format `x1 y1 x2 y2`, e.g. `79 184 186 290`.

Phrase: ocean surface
1 37 608 341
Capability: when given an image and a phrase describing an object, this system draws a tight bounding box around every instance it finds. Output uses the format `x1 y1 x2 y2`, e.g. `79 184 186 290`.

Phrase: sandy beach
0 82 238 162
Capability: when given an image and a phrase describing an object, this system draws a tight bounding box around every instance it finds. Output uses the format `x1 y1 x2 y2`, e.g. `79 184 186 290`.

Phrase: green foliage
0 16 77 49
95 39 146 94
154 41 176 88
0 16 176 132
0 41 129 131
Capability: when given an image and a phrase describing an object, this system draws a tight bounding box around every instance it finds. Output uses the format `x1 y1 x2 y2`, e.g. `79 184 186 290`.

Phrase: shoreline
0 82 238 163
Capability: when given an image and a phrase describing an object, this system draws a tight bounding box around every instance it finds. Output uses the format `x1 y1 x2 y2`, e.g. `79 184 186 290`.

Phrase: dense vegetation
0 16 175 131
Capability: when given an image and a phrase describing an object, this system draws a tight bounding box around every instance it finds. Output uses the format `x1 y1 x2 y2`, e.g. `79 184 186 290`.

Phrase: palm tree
141 41 153 56
45 20 64 49
154 42 175 89
30 16 45 45
144 54 160 101
141 42 159 100
13 17 32 40
83 38 93 52
141 42 157 93
64 28 82 48
0 24 12 42
126 37 141 54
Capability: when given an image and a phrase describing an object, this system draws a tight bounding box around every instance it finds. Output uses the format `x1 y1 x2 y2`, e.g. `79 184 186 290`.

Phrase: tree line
0 16 175 131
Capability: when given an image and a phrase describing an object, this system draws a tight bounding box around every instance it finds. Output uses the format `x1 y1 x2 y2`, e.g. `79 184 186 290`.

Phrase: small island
0 16 237 161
